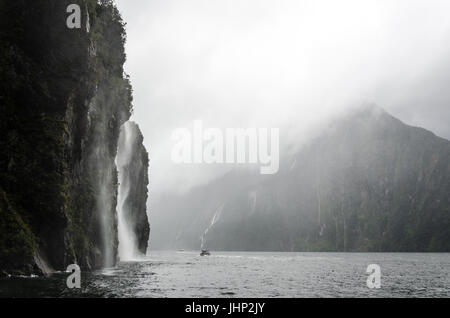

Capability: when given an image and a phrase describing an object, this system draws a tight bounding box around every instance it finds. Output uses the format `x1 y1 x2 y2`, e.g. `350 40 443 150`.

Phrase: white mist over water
116 122 139 261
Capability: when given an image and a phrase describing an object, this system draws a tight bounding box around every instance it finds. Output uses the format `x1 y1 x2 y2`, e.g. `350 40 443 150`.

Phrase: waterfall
97 169 115 267
200 204 224 250
88 97 117 268
116 122 139 261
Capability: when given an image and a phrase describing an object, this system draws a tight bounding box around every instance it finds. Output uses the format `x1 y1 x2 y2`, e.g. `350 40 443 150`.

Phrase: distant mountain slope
151 105 450 252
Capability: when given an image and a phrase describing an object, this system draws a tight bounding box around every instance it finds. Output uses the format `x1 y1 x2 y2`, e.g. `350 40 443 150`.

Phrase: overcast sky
115 0 450 194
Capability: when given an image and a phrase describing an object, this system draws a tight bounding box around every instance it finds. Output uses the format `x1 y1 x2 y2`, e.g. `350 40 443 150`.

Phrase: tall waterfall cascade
116 121 150 261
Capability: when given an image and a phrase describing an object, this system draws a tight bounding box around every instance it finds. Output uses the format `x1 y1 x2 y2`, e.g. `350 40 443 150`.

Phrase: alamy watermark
66 4 81 29
66 4 89 32
171 120 280 174
366 264 381 289
66 264 81 289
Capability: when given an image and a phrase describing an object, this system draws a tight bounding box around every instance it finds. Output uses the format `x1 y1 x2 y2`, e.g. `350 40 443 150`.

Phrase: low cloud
116 0 450 193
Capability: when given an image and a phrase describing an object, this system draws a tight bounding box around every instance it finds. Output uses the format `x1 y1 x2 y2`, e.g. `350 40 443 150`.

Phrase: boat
200 249 210 256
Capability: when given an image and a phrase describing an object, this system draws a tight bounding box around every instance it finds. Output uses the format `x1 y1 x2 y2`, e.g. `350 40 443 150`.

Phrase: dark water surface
1 251 449 298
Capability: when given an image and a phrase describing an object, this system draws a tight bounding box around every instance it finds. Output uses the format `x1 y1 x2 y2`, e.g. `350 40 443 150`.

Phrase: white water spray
97 170 115 267
116 122 140 261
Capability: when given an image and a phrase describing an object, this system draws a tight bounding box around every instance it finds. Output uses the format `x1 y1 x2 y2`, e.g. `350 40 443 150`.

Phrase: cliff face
116 122 150 257
151 106 450 252
0 0 147 275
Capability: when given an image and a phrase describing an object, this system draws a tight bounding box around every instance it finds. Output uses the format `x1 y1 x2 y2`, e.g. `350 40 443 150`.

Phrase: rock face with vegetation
152 105 450 252
0 0 149 275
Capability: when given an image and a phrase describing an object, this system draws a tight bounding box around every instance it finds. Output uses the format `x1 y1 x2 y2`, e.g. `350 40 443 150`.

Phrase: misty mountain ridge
151 104 450 252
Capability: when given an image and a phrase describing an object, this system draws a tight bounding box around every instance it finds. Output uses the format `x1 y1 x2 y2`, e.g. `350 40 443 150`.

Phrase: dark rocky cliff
0 0 149 275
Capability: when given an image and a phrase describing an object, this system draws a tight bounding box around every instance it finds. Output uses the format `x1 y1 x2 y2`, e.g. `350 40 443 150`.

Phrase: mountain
151 105 450 252
0 0 149 275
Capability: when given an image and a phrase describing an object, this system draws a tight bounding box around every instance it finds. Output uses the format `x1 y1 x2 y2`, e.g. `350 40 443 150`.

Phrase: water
1 251 449 298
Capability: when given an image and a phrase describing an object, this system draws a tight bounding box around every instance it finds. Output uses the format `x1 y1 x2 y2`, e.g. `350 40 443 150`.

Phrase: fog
115 0 450 195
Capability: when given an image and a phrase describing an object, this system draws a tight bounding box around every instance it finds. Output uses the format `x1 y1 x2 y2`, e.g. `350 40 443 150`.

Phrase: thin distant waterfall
116 122 139 261
200 204 224 250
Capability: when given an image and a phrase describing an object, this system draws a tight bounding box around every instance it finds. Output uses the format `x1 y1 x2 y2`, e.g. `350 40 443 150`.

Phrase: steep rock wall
0 0 147 275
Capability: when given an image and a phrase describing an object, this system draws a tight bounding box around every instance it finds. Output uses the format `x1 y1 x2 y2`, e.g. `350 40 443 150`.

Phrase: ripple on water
1 252 449 297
